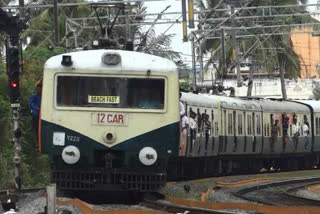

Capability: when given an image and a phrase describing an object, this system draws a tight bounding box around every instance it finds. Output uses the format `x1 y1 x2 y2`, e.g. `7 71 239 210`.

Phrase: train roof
181 93 261 110
257 99 310 113
181 92 219 108
44 49 178 73
293 100 320 112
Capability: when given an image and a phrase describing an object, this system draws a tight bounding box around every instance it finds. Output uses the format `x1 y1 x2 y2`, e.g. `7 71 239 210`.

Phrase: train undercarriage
167 153 320 181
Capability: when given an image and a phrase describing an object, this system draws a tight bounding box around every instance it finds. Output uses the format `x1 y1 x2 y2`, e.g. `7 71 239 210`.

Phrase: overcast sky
145 0 192 64
145 0 320 65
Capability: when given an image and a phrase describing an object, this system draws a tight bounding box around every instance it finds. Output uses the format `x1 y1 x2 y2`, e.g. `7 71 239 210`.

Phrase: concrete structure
291 26 320 79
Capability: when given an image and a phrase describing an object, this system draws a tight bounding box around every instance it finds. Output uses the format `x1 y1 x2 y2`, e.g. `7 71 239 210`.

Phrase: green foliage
179 80 191 90
196 0 313 80
22 0 92 47
0 47 63 189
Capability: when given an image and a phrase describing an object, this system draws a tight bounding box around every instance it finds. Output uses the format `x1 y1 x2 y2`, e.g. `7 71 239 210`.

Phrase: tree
22 0 92 47
195 0 316 99
22 2 180 61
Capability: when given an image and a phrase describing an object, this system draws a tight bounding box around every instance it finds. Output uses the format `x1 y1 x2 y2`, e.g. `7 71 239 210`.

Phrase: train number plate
91 112 127 126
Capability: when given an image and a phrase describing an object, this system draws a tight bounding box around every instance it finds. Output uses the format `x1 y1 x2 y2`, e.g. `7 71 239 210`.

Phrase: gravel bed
0 190 83 214
0 191 161 214
92 204 160 212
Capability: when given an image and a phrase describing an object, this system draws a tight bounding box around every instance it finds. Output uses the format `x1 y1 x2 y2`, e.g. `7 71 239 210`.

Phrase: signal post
0 9 24 192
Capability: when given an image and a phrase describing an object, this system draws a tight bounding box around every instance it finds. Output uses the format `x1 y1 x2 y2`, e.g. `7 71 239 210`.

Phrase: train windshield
56 76 165 109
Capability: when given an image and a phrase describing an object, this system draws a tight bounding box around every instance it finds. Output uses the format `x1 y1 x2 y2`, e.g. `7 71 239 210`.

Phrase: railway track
235 177 320 206
141 195 234 214
0 187 45 196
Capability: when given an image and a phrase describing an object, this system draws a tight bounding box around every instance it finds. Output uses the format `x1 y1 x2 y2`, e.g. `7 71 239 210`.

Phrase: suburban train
39 49 320 192
39 49 180 192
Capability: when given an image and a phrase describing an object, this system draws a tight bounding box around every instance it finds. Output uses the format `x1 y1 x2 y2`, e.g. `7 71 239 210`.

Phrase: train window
56 76 165 109
238 114 243 135
247 114 252 136
211 110 215 136
256 114 261 135
316 117 320 136
228 113 233 135
318 117 320 135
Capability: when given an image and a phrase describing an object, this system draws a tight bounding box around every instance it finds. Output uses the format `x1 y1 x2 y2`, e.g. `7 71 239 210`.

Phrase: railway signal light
9 78 20 103
6 46 20 103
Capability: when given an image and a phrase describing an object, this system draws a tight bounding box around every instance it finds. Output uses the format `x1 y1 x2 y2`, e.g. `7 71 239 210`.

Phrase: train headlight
103 131 116 144
102 53 121 65
62 146 80 164
139 147 158 166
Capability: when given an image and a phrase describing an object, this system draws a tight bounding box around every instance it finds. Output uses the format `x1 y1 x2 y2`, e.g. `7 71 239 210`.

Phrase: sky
145 0 192 64
145 0 320 66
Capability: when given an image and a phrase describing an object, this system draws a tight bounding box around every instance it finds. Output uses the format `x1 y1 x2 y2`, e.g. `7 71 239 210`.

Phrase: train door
314 113 320 152
223 109 227 153
254 112 263 154
246 112 254 154
212 109 219 156
201 108 212 156
237 111 244 154
186 106 196 156
262 112 271 154
303 114 312 153
243 112 247 153
232 111 237 153
251 112 256 154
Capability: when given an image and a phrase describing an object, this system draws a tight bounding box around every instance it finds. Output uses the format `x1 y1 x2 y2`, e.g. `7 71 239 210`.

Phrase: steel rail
141 199 234 214
234 177 320 206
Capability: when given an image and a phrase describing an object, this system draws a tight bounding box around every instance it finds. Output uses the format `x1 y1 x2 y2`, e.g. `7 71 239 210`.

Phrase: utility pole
231 5 241 87
247 55 254 97
221 28 227 85
199 39 204 83
191 35 197 90
53 0 59 46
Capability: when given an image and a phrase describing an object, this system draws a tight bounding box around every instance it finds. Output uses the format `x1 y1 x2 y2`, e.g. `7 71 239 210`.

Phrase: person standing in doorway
282 114 289 152
303 116 310 150
293 118 300 151
29 83 42 144
270 119 280 152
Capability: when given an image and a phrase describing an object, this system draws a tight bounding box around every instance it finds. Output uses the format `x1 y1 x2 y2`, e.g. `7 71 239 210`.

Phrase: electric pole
221 28 227 85
230 5 241 87
191 34 197 90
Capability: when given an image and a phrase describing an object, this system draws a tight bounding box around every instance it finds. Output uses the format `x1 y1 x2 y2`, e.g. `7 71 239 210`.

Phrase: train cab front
39 53 180 192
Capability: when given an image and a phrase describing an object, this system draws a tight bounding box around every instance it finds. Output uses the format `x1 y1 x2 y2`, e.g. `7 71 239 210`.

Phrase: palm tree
195 0 315 99
22 0 92 47
22 1 180 61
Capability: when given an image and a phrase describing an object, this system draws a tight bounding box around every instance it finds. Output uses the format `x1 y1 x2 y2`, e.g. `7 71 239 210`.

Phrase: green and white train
40 50 180 192
40 49 320 192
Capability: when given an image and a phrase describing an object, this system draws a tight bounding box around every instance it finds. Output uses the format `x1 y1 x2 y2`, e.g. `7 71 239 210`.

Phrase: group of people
179 92 212 156
270 114 310 152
